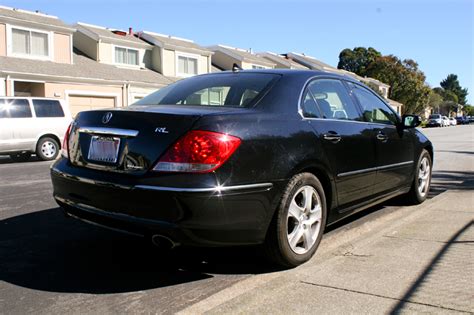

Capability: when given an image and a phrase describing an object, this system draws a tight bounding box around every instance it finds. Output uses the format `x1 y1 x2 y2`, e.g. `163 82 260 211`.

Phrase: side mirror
401 114 421 128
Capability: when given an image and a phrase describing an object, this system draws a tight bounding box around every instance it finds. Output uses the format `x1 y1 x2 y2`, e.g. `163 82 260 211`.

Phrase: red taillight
61 123 72 159
154 130 241 173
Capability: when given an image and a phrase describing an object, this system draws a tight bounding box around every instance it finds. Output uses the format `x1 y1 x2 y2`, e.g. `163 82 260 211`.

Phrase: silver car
0 97 71 161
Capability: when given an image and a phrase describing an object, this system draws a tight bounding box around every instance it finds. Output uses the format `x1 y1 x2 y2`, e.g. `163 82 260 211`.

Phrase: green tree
440 74 468 105
337 47 381 77
427 90 443 113
365 55 431 114
463 104 473 116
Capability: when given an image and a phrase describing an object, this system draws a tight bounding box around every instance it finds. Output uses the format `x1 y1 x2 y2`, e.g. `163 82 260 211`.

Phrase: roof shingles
0 50 172 87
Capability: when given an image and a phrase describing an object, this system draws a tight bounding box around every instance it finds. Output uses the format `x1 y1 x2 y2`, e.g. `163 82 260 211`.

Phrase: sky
3 0 473 104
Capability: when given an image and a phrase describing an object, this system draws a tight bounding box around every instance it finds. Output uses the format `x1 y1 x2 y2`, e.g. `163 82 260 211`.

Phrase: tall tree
365 55 431 114
337 47 381 77
440 74 468 105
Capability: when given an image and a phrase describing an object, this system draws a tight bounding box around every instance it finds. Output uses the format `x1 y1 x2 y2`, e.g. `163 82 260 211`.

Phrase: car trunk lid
67 105 240 173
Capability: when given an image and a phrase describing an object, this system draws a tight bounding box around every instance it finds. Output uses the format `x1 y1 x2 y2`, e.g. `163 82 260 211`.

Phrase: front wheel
265 173 327 268
405 149 432 204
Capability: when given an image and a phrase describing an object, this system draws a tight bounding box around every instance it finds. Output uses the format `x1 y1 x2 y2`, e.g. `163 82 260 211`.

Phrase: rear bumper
51 160 283 246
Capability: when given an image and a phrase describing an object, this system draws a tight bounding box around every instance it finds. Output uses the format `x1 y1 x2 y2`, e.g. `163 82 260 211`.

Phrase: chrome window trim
338 161 413 178
78 126 139 138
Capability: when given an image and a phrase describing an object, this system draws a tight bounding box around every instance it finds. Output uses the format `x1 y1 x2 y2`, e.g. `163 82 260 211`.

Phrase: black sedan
51 70 433 267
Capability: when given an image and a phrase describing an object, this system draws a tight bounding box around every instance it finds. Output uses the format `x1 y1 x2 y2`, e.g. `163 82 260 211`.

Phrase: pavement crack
299 281 471 314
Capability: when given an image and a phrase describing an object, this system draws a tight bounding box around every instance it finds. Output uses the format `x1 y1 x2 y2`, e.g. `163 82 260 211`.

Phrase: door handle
323 133 342 143
376 132 388 142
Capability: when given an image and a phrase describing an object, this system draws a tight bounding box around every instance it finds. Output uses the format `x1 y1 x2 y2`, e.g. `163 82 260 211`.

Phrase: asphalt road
1 125 472 314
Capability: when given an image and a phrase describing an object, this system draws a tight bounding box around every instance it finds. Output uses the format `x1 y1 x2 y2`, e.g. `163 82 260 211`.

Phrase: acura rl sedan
51 70 433 267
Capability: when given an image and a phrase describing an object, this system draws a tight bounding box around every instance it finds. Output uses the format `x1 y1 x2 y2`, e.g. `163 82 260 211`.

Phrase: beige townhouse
208 45 276 70
0 6 172 117
138 31 213 79
285 52 403 114
257 52 308 69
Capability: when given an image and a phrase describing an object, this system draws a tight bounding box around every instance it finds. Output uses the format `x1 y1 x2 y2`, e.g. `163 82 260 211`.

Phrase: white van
0 97 71 161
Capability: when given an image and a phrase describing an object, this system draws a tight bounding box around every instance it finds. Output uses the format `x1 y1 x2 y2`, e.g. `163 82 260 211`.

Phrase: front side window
114 47 139 66
303 79 362 121
349 83 399 125
0 99 32 118
12 28 49 57
133 73 280 107
177 55 198 76
32 100 65 117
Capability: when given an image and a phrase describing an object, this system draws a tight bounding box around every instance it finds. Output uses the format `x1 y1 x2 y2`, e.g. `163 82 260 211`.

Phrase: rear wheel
405 149 432 204
9 152 31 162
265 173 327 268
36 137 59 161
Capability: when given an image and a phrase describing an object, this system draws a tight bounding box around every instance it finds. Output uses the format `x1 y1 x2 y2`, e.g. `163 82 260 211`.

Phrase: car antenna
232 63 242 72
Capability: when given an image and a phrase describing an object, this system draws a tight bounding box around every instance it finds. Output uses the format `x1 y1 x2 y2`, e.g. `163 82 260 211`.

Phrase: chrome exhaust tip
151 234 178 250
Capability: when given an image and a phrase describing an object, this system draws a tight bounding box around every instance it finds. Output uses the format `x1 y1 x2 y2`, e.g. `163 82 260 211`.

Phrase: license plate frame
88 136 121 163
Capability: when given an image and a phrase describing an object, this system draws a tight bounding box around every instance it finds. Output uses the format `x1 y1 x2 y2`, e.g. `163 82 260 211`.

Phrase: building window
252 65 265 70
177 55 198 76
114 47 139 66
11 27 49 57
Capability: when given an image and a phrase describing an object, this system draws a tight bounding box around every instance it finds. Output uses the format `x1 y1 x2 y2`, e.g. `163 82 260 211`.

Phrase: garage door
68 95 116 117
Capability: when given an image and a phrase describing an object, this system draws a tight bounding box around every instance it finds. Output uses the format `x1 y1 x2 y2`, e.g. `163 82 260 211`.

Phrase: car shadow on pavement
0 207 278 294
0 155 42 164
429 170 474 197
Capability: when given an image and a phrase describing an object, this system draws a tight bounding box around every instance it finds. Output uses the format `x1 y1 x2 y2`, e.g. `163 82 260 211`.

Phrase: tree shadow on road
0 207 277 294
390 221 474 314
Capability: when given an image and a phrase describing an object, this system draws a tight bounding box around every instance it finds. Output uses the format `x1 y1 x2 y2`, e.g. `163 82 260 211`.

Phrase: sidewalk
181 188 474 314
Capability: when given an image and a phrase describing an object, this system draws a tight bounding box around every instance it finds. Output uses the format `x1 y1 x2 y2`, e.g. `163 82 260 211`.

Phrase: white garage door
69 95 116 117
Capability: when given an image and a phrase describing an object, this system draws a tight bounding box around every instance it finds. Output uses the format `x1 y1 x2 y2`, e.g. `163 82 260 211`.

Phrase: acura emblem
102 112 113 124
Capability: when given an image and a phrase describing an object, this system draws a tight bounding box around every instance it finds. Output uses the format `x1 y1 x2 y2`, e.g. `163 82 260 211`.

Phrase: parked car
442 116 450 127
50 70 433 267
455 116 467 125
449 117 457 126
427 114 443 127
0 97 71 161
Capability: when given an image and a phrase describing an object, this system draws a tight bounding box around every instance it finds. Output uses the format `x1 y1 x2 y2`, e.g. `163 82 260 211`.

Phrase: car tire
406 149 432 205
36 137 59 161
9 152 31 162
264 173 327 268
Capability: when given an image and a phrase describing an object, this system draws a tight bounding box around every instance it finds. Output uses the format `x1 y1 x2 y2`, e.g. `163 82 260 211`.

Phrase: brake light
154 130 241 173
61 123 72 159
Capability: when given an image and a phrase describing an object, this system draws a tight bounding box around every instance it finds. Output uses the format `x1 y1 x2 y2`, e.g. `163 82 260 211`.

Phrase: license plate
88 136 120 163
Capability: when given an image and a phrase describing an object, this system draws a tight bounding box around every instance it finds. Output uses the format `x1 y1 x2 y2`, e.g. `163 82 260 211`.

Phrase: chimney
128 27 133 36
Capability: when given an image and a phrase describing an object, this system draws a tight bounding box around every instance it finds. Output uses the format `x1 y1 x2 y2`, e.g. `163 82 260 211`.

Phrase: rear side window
349 83 399 125
32 99 65 117
0 99 32 118
302 79 362 121
133 73 280 107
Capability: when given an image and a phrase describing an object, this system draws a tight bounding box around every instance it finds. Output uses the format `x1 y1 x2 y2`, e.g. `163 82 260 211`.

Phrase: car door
0 99 14 152
348 83 415 195
7 98 36 152
300 78 376 207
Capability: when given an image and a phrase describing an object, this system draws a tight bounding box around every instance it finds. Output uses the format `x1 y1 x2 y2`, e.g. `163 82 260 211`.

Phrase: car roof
202 69 361 84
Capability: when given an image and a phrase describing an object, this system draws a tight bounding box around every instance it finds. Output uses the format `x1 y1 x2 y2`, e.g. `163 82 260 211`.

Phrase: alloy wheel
418 157 431 197
286 185 322 255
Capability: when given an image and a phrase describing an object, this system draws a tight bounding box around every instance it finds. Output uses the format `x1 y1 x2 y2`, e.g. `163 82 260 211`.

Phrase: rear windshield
133 73 280 108
429 114 441 119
